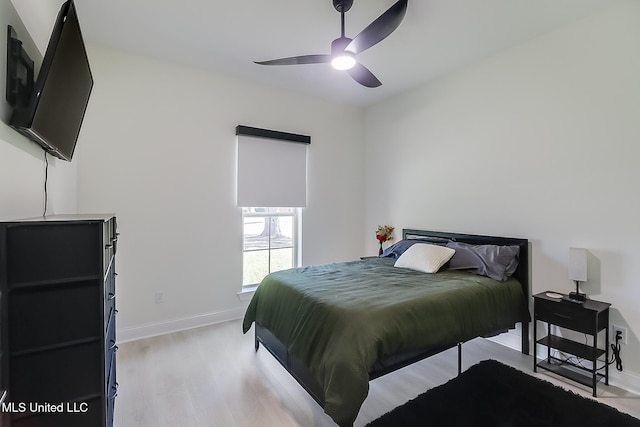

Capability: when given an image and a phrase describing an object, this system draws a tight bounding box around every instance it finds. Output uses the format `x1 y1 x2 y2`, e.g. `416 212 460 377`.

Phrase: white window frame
241 207 301 290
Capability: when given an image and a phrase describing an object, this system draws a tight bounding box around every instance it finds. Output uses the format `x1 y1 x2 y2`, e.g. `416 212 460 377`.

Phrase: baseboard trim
488 328 523 352
608 365 640 397
116 307 246 343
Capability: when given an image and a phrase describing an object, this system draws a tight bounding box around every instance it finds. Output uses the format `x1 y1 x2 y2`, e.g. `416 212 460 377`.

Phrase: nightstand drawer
535 298 593 334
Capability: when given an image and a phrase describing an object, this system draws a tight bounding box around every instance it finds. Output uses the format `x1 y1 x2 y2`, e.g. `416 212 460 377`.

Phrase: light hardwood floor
114 320 640 427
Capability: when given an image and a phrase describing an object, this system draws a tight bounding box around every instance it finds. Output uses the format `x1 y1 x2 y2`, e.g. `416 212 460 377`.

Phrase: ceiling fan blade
345 0 408 54
254 54 331 66
347 63 381 87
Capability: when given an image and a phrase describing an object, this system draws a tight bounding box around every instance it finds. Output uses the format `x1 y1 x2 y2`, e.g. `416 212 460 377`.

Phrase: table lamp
568 247 587 302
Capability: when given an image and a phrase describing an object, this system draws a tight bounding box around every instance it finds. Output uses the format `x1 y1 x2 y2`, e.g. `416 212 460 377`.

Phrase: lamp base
565 280 587 303
564 291 586 303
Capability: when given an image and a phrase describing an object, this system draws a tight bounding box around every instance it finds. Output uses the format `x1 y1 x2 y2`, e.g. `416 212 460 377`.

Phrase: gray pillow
446 241 520 281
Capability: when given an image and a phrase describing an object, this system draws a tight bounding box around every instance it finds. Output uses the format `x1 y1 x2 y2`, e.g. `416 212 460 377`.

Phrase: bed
242 229 530 427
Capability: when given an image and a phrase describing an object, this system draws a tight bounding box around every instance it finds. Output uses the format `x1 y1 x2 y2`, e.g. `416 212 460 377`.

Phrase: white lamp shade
569 248 588 282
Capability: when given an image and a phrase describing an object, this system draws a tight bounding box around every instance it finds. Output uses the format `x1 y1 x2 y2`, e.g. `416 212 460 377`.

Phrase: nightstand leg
592 337 598 397
546 324 551 363
533 317 538 372
605 322 610 386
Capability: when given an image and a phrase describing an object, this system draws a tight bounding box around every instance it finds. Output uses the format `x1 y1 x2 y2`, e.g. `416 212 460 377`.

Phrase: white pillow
394 243 456 273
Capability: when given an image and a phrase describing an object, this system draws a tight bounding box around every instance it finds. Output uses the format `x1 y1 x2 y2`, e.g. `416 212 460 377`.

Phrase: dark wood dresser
0 214 118 427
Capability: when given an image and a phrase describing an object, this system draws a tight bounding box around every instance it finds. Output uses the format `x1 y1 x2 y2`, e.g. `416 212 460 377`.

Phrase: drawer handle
105 244 114 249
108 292 116 301
110 383 119 399
553 313 572 319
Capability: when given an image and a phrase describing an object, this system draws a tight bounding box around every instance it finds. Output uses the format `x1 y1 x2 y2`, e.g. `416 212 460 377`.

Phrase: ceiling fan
254 0 408 88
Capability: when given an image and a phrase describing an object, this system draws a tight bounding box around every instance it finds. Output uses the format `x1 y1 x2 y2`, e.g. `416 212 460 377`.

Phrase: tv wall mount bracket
6 25 35 108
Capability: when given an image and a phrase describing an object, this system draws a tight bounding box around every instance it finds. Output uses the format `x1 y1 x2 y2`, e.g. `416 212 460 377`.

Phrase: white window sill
237 285 258 302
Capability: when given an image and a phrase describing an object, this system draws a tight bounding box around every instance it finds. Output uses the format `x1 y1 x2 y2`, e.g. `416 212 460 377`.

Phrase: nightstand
533 291 611 397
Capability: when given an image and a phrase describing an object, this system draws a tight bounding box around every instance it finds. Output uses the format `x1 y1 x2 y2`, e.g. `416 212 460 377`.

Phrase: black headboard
403 228 530 353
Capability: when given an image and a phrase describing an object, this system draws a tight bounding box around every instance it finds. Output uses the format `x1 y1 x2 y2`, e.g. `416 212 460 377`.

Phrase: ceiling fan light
331 54 356 70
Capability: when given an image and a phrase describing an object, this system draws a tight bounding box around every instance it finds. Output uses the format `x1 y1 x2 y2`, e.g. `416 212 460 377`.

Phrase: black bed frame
254 229 530 412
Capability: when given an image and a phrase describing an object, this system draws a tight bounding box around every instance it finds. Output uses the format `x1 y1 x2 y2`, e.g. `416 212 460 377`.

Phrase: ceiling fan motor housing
333 0 354 13
331 36 352 55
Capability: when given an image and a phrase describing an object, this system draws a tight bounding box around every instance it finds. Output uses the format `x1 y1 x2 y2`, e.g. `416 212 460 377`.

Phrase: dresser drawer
6 223 101 285
535 298 593 334
11 342 102 403
9 282 101 352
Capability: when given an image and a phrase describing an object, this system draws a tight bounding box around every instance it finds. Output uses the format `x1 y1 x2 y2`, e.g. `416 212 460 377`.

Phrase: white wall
0 127 77 220
75 45 365 340
0 0 77 220
365 1 640 389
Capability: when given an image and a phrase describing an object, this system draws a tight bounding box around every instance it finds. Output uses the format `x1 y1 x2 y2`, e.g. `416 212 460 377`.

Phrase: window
236 125 309 288
242 207 300 286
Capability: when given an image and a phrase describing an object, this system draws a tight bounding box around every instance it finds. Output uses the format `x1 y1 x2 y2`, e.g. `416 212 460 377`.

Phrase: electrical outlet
155 291 165 304
612 325 627 345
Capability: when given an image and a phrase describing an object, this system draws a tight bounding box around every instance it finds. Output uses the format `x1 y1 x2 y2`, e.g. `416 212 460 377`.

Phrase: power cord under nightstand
610 331 623 371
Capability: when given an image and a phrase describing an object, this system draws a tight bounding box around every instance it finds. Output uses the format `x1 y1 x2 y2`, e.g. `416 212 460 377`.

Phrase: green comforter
242 257 529 426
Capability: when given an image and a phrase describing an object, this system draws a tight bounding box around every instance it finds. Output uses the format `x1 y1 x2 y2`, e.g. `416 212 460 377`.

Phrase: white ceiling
16 0 624 107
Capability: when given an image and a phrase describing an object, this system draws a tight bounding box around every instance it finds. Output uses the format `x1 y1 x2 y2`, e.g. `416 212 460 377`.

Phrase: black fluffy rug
366 360 640 427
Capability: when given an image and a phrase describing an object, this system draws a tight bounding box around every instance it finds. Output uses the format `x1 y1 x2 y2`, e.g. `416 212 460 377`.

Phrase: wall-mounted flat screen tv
9 0 93 161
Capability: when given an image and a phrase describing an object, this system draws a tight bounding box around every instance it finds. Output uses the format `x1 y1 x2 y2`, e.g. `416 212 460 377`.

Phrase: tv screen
9 0 93 161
